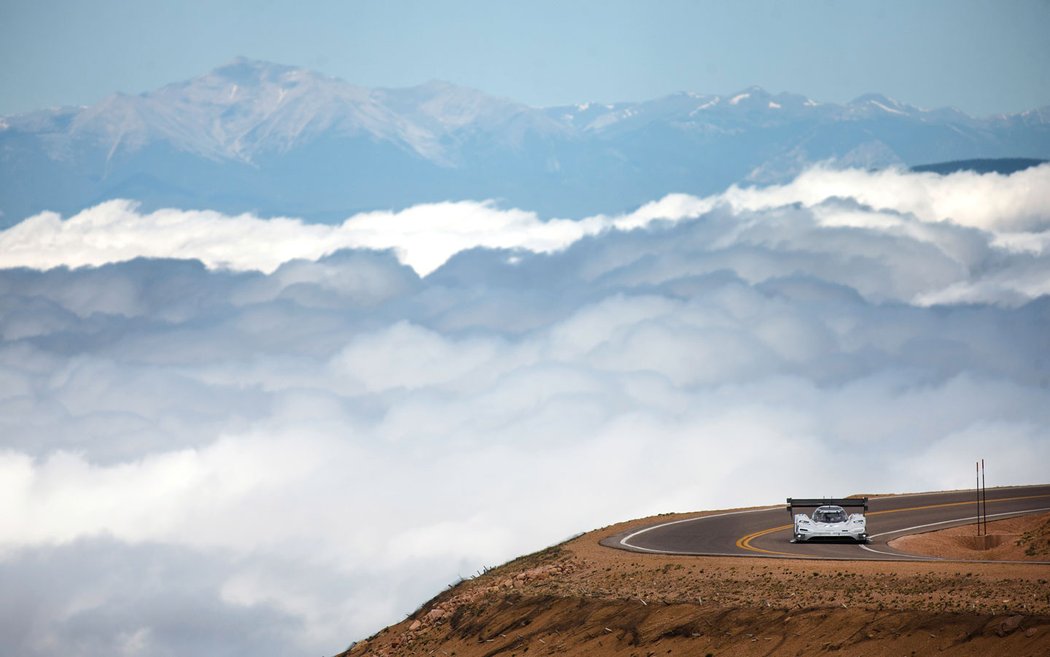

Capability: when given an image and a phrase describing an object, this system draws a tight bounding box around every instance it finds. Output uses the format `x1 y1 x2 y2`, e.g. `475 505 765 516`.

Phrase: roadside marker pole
981 459 987 535
976 461 982 536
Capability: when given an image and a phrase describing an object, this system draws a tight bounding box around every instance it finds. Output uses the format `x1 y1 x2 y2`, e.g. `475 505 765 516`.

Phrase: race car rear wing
786 497 868 518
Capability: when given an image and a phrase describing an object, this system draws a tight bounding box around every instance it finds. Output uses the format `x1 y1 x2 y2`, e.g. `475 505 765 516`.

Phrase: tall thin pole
981 459 987 535
976 461 981 536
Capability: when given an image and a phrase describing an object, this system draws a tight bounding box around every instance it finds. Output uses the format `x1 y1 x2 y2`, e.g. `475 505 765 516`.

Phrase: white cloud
1 165 1048 655
2 165 1048 280
0 199 605 277
717 164 1050 232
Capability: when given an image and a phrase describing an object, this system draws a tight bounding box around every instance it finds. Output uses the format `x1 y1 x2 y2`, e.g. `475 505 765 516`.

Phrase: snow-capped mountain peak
2 59 1047 227
849 93 915 116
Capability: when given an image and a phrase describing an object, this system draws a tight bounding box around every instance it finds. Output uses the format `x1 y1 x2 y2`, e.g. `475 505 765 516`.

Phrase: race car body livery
787 498 869 543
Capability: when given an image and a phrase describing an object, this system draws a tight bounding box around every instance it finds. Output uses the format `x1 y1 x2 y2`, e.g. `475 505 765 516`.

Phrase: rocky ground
338 511 1050 656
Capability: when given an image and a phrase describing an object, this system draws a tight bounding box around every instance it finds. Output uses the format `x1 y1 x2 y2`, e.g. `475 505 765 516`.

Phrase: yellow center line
735 493 1050 557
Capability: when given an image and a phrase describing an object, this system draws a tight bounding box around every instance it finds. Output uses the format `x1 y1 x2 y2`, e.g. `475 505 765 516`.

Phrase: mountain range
3 57 1049 227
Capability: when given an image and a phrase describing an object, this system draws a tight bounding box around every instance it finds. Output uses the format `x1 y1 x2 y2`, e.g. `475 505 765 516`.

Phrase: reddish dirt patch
891 512 1050 561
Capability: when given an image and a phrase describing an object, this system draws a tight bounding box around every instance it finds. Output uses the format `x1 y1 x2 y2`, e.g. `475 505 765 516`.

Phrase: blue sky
1 0 1048 116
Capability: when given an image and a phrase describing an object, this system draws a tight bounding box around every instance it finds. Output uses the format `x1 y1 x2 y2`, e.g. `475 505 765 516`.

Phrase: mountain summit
2 59 1049 225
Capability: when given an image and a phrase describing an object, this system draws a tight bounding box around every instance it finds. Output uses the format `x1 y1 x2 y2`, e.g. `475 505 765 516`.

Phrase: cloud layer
1 165 1049 655
3 164 1049 281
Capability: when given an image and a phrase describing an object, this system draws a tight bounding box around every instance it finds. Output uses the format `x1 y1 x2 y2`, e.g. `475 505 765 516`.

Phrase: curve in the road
602 484 1050 562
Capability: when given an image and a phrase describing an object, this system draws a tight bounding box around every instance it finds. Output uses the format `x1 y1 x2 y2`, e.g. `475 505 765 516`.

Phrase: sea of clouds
1 165 1049 656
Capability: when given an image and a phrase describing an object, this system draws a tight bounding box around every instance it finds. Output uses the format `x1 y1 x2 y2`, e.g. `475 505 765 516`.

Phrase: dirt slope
338 511 1050 656
892 512 1050 561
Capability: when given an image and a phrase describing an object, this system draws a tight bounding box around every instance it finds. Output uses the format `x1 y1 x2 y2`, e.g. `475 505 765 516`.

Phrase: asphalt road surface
604 484 1050 561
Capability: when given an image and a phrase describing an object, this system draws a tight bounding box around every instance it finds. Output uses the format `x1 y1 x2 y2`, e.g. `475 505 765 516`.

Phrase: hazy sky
1 0 1048 116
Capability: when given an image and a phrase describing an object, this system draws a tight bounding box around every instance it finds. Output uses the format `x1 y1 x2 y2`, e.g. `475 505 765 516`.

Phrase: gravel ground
339 509 1050 657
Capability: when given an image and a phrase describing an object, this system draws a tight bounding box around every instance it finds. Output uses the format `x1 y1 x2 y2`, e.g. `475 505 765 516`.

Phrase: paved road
603 484 1050 561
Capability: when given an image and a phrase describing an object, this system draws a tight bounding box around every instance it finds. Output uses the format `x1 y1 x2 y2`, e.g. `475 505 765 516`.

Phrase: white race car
788 498 869 543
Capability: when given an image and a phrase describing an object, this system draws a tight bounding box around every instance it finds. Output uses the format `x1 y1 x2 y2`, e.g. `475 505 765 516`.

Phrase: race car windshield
814 509 846 522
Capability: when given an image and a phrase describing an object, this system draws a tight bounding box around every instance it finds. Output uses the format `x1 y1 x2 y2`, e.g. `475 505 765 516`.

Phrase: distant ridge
3 58 1050 226
911 158 1048 175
